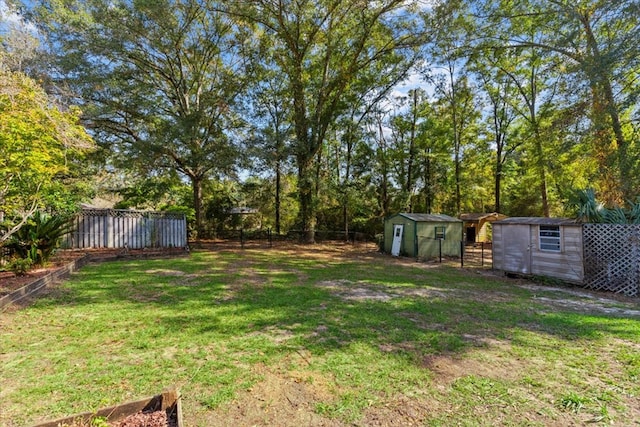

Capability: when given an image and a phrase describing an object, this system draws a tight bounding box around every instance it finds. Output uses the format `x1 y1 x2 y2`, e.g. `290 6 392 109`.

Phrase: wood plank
30 388 183 427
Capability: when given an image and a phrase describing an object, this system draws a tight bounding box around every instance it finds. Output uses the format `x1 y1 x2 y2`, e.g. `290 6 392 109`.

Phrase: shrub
8 256 33 276
5 211 74 265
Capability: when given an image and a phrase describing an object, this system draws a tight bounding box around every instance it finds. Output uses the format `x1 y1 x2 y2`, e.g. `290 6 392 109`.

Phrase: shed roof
395 213 462 223
229 207 258 215
460 212 507 222
494 217 580 226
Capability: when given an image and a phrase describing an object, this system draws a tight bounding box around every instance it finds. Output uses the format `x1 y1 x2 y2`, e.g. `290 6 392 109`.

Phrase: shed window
539 225 561 252
435 226 446 240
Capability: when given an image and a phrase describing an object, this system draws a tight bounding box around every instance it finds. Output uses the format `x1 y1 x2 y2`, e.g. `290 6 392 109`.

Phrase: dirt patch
518 284 640 317
316 279 451 302
201 359 342 427
0 268 54 296
144 269 202 286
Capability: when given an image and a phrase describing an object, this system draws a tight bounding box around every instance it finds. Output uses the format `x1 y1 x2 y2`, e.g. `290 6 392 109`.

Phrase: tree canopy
0 67 93 241
5 0 639 239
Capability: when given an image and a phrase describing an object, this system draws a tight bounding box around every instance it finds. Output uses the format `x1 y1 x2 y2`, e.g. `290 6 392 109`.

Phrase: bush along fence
63 208 187 250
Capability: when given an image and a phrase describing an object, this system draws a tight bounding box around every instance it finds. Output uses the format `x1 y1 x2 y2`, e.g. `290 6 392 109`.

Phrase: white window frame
539 225 561 252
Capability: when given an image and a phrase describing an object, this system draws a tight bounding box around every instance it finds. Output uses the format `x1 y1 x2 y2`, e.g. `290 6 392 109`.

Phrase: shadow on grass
29 247 640 365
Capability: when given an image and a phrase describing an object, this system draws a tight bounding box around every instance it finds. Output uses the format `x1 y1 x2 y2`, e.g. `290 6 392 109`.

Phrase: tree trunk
377 117 391 217
526 66 549 217
192 177 204 240
424 148 432 214
405 89 419 213
297 158 315 243
448 64 462 217
275 159 281 235
531 127 550 217
495 147 502 213
343 132 353 241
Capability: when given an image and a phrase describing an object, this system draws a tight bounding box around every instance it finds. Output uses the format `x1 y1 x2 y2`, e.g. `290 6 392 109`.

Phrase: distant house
384 213 463 259
492 217 583 284
460 212 507 243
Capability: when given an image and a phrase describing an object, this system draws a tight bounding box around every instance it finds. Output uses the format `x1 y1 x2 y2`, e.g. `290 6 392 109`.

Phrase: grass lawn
1 243 639 426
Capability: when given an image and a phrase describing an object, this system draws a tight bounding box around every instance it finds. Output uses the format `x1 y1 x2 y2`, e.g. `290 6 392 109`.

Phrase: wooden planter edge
0 250 191 310
29 387 183 427
0 254 92 310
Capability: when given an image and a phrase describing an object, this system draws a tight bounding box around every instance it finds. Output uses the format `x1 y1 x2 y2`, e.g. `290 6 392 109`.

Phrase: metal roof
460 212 507 221
396 213 462 223
494 217 581 226
229 207 258 214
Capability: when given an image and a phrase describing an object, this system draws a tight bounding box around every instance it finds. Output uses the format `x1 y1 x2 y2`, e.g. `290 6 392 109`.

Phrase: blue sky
0 0 37 34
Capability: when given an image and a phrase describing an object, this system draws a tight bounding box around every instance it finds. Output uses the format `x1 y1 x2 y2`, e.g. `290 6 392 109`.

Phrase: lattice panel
110 209 145 219
583 224 639 297
80 209 111 217
80 209 185 220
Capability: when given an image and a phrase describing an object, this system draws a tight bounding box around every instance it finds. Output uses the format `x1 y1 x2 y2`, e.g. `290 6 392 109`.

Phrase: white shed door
391 224 403 256
502 225 531 274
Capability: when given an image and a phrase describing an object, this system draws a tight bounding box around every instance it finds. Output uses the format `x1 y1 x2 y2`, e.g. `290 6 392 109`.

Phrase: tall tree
32 0 251 238
230 0 422 242
430 63 478 216
499 44 558 216
426 3 482 216
474 0 640 203
469 50 520 213
249 75 295 235
369 109 394 219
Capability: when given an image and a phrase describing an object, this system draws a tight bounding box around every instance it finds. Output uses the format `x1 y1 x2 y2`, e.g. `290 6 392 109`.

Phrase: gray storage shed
384 213 463 259
492 217 583 283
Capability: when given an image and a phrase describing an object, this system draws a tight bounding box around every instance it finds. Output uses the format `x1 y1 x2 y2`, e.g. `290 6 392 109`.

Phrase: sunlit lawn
1 244 639 426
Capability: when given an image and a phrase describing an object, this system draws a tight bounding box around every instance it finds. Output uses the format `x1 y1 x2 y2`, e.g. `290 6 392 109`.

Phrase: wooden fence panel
583 224 639 297
65 209 187 250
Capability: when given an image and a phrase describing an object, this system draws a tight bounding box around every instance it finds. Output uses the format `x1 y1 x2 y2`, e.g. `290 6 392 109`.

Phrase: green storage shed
384 213 463 259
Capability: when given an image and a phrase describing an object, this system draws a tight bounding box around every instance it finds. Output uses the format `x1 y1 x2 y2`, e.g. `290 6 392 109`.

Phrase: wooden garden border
30 387 183 427
0 250 190 310
0 254 92 310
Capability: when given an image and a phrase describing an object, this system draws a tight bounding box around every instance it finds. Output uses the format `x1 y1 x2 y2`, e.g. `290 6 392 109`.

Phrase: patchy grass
1 243 639 426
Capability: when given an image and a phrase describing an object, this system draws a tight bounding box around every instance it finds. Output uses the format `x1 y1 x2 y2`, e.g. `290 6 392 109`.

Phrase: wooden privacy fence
64 209 187 250
583 224 639 297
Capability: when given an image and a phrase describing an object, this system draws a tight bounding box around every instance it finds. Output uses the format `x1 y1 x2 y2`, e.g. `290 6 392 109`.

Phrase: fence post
460 241 464 268
439 239 442 263
481 241 484 267
240 228 244 249
268 228 272 248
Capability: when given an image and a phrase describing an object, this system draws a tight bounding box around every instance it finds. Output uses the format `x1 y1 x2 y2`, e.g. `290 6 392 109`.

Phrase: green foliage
5 211 74 265
569 188 605 223
233 0 423 237
0 68 93 242
569 188 640 224
7 256 33 276
558 392 589 413
17 0 639 235
34 0 249 237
